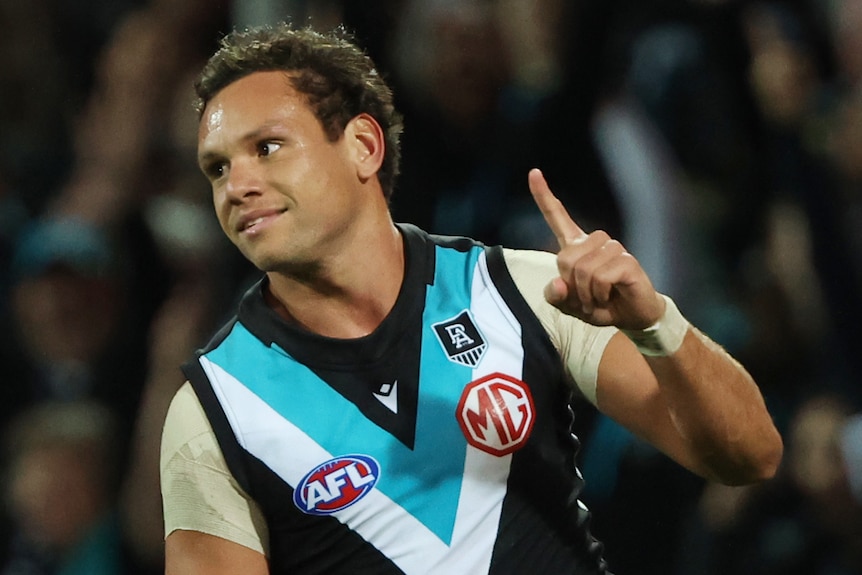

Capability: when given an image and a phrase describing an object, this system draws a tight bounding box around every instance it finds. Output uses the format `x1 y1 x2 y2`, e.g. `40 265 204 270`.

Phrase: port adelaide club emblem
456 372 535 456
293 455 380 515
432 310 487 368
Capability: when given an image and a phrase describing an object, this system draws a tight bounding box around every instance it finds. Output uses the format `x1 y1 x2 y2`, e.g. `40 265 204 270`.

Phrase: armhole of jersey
486 247 612 405
483 245 567 382
183 357 253 495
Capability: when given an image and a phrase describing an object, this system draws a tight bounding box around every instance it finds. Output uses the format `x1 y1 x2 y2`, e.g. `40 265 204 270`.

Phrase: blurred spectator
675 393 862 574
2 217 151 442
565 3 771 572
0 0 234 428
48 1 230 228
743 1 862 392
0 1 234 572
0 0 145 213
118 274 223 568
823 0 862 90
602 0 770 346
0 401 144 574
0 173 27 309
388 0 620 249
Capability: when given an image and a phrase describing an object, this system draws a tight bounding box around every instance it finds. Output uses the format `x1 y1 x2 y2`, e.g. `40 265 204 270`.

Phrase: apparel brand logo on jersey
456 372 535 456
432 310 487 368
373 380 398 413
293 455 380 515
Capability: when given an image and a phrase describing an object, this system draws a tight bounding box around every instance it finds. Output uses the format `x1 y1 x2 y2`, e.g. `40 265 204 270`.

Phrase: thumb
544 277 568 306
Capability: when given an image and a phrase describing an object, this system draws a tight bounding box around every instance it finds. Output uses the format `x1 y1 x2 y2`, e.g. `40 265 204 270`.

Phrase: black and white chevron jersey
165 224 613 574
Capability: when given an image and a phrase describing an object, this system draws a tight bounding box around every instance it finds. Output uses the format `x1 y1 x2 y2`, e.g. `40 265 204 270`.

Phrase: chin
272 259 322 280
238 243 280 270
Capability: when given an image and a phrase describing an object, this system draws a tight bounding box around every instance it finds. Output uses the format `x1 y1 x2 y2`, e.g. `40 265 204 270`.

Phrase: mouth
243 216 267 231
236 209 286 235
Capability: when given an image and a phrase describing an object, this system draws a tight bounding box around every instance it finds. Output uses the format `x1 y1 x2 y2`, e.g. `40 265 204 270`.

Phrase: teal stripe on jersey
204 257 483 545
410 244 485 542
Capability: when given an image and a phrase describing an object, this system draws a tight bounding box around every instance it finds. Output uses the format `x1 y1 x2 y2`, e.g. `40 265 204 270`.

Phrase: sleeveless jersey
183 224 608 574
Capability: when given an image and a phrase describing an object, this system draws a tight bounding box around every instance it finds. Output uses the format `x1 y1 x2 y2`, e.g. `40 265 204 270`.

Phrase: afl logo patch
293 455 380 515
432 310 487 368
456 373 535 456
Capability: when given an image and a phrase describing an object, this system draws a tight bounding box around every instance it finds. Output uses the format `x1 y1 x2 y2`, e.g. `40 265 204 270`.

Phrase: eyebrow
197 151 222 171
198 121 287 166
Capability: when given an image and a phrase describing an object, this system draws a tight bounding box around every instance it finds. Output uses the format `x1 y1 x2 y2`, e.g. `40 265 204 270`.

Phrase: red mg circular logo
456 372 535 456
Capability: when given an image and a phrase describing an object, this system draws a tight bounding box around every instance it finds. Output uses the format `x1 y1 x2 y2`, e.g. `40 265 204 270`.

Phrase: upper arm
160 383 270 555
166 530 269 575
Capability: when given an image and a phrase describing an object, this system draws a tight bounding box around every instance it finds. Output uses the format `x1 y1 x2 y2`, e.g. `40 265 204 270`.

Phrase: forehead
198 70 309 146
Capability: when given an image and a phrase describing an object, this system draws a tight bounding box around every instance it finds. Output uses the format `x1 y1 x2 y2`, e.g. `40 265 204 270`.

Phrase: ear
345 113 385 183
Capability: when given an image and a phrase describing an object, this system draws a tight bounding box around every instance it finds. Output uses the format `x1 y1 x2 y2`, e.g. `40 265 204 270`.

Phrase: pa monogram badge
432 310 487 368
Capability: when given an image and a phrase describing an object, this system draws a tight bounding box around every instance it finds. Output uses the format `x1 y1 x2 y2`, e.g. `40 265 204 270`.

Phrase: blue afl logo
293 454 380 515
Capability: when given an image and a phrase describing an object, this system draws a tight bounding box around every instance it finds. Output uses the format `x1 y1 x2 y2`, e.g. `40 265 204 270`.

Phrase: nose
223 157 262 203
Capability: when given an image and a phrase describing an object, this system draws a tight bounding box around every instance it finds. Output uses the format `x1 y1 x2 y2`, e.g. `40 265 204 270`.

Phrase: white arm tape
620 294 689 357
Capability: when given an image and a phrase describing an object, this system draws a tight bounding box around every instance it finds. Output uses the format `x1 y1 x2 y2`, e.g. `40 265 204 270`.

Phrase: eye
258 141 282 157
202 160 228 181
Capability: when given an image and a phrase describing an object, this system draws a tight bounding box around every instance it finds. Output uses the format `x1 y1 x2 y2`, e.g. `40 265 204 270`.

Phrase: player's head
195 23 403 199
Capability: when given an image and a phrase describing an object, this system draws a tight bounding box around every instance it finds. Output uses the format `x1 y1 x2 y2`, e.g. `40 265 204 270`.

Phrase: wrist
621 295 689 357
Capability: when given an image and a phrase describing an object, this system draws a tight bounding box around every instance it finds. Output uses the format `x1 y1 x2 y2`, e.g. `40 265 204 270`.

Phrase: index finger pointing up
528 168 587 248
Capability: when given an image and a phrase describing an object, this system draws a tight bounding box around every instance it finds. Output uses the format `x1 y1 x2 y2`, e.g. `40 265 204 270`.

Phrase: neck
265 222 405 339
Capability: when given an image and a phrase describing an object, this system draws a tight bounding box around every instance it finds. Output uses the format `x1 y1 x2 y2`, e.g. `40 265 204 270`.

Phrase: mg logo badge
456 373 535 456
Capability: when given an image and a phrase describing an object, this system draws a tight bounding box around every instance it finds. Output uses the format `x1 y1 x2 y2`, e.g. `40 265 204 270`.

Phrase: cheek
212 191 233 236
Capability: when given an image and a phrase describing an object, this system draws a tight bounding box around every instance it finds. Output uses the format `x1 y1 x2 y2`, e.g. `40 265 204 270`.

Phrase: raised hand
528 168 665 330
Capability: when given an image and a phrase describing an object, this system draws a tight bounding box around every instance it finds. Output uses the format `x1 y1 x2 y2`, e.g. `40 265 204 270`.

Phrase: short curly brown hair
195 23 404 200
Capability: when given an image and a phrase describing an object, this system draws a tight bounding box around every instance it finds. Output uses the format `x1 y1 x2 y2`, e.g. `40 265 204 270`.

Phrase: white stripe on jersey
434 250 527 573
199 250 527 574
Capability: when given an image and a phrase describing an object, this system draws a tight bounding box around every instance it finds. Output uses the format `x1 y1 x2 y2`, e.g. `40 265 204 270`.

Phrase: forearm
527 171 783 484
645 326 783 485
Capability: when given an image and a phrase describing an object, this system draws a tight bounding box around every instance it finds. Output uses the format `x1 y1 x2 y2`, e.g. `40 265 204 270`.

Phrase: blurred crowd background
0 0 860 573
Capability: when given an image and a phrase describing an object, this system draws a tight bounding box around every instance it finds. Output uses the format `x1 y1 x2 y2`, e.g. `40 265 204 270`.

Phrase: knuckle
556 250 579 270
574 269 592 289
589 230 612 243
604 239 625 253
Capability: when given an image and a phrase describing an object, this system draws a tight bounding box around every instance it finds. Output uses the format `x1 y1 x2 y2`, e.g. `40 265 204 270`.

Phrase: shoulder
499 247 565 319
161 382 215 451
501 248 617 404
160 382 269 556
501 248 559 289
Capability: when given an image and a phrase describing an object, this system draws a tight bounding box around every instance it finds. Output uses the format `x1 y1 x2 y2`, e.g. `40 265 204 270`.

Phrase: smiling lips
237 209 285 234
244 216 267 231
